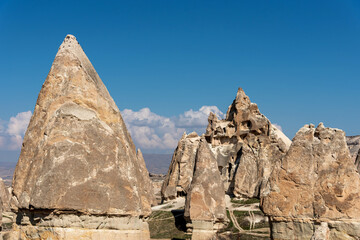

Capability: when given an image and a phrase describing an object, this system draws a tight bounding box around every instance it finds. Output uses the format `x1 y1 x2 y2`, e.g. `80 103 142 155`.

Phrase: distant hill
143 154 172 174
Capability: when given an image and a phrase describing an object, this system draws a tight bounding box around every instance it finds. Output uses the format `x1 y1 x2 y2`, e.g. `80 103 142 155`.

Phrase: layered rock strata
7 35 151 239
184 139 228 238
161 132 201 200
261 123 360 239
162 88 291 201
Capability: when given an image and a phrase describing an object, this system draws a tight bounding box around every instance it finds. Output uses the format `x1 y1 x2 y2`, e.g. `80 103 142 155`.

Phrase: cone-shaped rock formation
8 35 151 239
261 123 360 239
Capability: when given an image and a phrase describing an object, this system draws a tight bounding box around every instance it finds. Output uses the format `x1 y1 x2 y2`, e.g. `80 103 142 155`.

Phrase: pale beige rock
0 177 10 212
9 34 151 239
184 139 228 232
205 88 291 198
161 132 201 200
136 149 157 207
162 88 291 201
261 123 360 239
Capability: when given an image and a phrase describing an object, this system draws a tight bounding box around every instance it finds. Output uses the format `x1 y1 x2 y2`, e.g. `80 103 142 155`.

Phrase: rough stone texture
161 132 201 200
0 177 10 212
346 135 360 161
136 149 157 207
162 88 291 201
261 123 360 239
184 139 228 232
10 35 151 239
205 88 291 198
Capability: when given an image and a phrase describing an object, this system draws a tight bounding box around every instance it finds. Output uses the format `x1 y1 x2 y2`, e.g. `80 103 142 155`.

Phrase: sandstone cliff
261 123 360 239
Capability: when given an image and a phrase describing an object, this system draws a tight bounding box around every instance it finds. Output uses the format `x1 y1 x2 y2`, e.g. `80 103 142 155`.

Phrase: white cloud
272 123 283 132
175 106 225 128
122 108 185 151
7 111 32 136
121 106 224 152
0 111 32 150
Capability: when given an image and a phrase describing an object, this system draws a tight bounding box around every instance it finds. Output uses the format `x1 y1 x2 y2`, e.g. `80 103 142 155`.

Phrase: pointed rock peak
58 34 81 52
235 87 250 104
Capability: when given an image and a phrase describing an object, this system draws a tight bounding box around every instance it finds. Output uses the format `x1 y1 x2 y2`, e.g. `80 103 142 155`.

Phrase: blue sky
0 0 359 156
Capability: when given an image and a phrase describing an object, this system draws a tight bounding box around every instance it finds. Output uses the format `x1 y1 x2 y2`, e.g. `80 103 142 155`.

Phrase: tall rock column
7 35 152 239
184 138 228 239
261 123 360 239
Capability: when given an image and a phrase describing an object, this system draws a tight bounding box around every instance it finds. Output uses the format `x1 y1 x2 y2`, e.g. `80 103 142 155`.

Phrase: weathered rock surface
0 177 10 212
162 88 291 201
136 149 157 207
346 135 360 161
205 88 291 198
184 139 228 235
261 123 360 239
161 132 201 200
8 35 151 239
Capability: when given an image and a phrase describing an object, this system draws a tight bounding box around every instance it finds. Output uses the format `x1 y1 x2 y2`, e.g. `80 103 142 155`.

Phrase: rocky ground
149 197 270 239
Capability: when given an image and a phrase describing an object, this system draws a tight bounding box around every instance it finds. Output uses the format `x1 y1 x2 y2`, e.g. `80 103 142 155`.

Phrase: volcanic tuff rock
136 149 157 207
205 88 291 198
7 35 151 239
162 88 291 201
261 123 360 239
161 132 201 200
184 139 228 236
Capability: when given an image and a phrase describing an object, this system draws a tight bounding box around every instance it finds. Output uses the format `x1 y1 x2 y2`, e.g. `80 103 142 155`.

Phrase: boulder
184 138 228 236
7 35 151 239
261 123 360 239
161 132 201 200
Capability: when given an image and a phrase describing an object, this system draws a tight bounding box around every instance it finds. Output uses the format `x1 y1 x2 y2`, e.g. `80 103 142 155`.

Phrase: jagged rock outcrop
184 139 228 238
346 135 360 161
162 88 291 201
6 35 151 239
261 123 360 239
161 132 201 200
205 88 291 198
